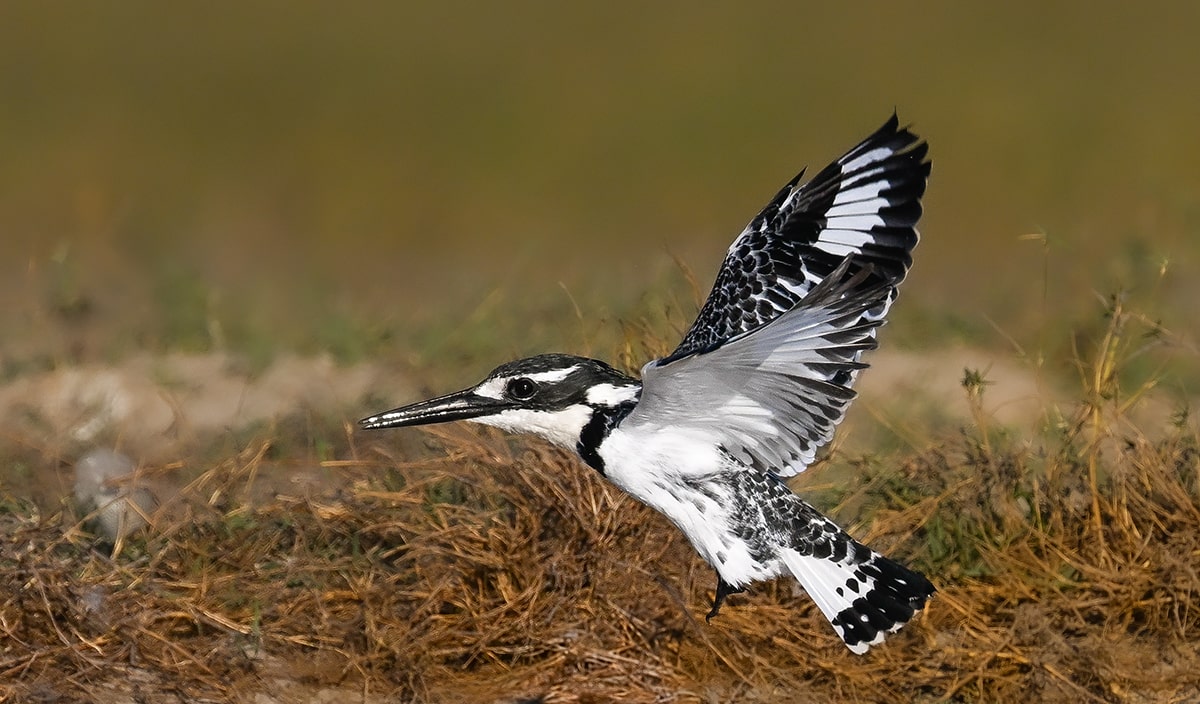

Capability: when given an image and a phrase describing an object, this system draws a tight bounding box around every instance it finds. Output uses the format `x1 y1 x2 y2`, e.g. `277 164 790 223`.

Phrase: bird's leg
706 574 745 623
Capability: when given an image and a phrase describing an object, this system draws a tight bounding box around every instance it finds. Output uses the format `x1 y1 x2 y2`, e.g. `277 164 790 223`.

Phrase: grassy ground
2 292 1199 703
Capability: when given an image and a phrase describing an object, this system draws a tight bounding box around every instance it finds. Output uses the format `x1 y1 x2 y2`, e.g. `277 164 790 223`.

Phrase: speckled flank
718 466 934 653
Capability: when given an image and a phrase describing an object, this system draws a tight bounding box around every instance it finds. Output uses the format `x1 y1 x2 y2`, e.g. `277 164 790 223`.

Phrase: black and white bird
361 114 935 653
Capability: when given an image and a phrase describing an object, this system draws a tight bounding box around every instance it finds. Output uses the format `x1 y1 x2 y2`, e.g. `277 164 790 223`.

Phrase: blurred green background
2 1 1198 372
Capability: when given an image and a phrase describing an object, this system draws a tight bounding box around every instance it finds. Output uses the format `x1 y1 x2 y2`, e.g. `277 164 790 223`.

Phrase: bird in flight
361 114 935 653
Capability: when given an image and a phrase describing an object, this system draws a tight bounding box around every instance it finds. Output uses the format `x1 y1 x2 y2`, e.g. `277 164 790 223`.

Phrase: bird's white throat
474 405 594 449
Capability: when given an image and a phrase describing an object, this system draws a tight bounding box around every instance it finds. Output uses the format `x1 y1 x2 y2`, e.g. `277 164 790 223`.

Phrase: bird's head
360 354 640 450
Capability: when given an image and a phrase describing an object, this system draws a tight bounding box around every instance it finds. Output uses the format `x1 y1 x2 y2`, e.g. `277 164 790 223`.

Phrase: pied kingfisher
362 114 935 653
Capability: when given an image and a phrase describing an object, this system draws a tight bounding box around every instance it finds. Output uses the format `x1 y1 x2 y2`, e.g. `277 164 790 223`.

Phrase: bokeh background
3 1 1198 375
4 4 1200 702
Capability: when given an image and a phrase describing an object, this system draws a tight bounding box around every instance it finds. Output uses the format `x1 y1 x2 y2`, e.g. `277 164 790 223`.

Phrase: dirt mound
0 352 413 460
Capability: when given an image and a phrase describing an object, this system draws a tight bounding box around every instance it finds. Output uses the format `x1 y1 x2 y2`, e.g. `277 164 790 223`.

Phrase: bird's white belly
597 428 782 586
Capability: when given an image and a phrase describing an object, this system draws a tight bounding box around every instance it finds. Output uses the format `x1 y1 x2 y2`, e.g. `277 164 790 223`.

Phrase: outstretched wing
667 113 929 363
628 258 892 478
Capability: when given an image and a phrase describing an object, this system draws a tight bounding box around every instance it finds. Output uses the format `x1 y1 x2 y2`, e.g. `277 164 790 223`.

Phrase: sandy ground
1 347 1055 447
0 346 1080 513
0 352 413 461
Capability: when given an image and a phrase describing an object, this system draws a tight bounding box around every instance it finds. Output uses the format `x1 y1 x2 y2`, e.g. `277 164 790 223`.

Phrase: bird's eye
507 377 538 400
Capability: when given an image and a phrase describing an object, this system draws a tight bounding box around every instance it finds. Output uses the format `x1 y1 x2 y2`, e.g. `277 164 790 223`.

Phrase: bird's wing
665 113 928 363
627 257 890 477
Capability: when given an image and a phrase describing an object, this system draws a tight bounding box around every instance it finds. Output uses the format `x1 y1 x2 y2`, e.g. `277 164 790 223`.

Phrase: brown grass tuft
2 300 1199 703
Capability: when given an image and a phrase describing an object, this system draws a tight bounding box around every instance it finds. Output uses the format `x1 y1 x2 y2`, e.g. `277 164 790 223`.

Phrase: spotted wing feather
667 113 929 363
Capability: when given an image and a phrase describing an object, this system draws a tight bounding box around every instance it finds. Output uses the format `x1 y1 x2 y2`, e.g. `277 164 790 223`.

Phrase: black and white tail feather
361 114 935 654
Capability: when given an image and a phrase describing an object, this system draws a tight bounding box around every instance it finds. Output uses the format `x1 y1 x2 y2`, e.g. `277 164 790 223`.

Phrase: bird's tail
778 510 935 654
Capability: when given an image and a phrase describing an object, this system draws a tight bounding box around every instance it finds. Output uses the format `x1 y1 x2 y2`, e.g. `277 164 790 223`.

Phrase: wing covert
629 258 892 478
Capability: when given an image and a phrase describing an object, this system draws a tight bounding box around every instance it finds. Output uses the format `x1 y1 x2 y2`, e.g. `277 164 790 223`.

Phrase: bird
361 114 935 654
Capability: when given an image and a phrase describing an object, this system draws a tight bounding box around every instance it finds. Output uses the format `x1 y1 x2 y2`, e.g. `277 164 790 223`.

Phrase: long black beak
359 388 510 430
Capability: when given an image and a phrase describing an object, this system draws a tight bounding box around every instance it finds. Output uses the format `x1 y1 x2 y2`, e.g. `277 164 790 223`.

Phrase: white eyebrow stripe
523 366 581 383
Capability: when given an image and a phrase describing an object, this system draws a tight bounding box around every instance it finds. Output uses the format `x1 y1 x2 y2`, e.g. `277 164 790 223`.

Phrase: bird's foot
706 576 745 623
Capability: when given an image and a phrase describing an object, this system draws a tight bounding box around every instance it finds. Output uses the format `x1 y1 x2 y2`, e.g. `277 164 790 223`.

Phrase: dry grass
2 302 1199 703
